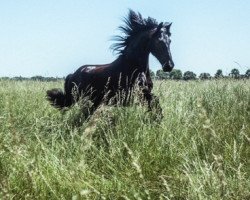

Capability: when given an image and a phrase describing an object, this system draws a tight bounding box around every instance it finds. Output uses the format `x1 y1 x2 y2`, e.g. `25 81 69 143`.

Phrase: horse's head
149 22 174 72
111 10 174 72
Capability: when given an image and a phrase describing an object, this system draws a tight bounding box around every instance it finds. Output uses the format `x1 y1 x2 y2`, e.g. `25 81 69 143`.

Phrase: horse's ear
165 22 172 31
149 22 163 38
158 22 164 30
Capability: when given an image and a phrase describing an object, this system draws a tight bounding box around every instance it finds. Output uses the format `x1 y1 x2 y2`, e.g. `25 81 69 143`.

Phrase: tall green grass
0 79 249 199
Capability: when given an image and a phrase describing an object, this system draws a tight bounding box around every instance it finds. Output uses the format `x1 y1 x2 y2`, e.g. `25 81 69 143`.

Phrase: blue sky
0 0 249 77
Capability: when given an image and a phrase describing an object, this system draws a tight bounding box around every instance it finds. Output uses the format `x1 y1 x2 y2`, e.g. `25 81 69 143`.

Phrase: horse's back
76 64 111 74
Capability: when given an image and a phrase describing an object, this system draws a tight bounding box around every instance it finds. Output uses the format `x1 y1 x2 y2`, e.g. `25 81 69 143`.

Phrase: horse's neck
124 51 150 73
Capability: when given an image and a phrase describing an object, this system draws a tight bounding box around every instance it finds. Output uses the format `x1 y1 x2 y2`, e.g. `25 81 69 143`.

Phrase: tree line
0 76 64 82
0 68 249 81
153 68 250 80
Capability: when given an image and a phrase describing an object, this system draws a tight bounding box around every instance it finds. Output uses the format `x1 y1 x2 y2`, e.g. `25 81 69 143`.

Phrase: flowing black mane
111 10 159 54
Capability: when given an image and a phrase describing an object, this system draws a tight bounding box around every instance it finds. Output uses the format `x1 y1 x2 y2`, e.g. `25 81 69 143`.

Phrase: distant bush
245 69 250 79
214 69 223 79
156 69 170 80
183 71 196 80
199 73 211 80
230 68 240 79
170 69 182 80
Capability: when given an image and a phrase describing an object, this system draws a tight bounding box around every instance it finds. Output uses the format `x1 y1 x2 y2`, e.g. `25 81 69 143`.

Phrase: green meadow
0 79 249 199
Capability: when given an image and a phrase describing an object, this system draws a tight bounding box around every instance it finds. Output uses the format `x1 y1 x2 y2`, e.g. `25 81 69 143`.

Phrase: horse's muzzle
163 61 174 72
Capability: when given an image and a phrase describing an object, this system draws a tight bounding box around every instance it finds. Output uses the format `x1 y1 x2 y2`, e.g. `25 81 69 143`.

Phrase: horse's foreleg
151 94 163 115
142 88 153 110
142 89 163 119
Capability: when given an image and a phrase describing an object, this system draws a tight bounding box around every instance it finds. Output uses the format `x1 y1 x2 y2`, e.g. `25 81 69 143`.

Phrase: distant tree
245 69 250 79
13 76 27 81
199 73 211 80
0 77 10 80
31 76 44 81
156 69 170 80
239 74 245 79
44 77 59 82
169 69 182 80
149 69 155 79
214 69 223 79
230 68 240 79
183 71 196 80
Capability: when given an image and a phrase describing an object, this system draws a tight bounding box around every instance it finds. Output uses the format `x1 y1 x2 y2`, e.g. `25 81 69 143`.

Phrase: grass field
0 79 249 199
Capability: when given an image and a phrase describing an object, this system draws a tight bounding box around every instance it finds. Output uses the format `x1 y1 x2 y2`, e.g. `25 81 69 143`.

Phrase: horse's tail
47 74 73 109
46 88 68 109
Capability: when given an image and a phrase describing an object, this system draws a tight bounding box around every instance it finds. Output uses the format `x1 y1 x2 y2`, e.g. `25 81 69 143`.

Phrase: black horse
47 10 174 115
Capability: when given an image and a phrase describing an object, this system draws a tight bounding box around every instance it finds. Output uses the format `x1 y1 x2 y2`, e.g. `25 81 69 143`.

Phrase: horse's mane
111 9 159 54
